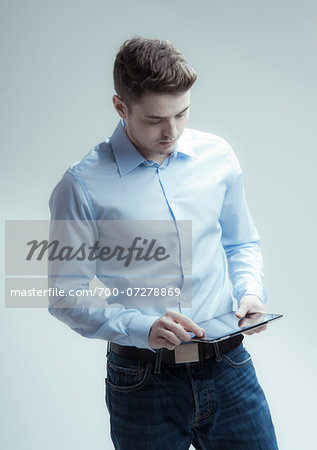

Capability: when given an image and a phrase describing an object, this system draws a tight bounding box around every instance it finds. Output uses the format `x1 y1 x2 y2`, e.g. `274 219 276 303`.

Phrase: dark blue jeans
105 344 278 449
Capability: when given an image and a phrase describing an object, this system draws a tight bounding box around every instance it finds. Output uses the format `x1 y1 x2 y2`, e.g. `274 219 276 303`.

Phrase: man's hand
235 295 267 335
149 311 205 350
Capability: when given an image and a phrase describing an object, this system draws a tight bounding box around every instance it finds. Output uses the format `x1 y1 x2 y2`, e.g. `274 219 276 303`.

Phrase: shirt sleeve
219 148 267 305
48 170 157 350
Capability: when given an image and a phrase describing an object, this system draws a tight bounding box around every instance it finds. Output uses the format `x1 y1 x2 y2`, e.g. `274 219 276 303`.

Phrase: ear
112 95 128 119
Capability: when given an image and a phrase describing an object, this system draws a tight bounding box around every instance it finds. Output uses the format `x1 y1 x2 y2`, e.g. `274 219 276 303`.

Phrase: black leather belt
110 334 244 365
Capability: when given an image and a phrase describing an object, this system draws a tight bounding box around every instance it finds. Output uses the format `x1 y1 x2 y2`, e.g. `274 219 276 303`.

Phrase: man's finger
160 328 182 346
163 322 193 343
235 305 248 319
166 311 204 337
153 337 178 351
244 324 267 335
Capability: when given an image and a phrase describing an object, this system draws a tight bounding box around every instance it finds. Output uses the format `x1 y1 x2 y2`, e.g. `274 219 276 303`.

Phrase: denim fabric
105 344 278 450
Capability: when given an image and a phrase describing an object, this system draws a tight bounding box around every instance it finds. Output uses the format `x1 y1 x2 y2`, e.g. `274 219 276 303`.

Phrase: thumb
235 303 248 319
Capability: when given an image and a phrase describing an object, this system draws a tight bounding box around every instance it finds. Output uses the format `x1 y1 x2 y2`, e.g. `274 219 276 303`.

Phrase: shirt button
181 294 191 305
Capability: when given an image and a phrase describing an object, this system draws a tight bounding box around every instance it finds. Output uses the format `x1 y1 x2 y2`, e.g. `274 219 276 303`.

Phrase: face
113 90 191 164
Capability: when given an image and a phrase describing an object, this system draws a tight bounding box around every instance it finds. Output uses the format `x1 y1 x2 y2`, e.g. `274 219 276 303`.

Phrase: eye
147 119 161 125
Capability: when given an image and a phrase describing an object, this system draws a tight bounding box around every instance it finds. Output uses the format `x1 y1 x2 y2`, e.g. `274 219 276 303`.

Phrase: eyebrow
144 105 190 119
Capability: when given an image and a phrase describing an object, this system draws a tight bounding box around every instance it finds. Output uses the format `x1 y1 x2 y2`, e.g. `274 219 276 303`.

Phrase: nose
162 119 177 138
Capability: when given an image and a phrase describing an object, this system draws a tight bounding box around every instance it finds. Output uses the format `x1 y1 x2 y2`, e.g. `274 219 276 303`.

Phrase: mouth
159 139 176 147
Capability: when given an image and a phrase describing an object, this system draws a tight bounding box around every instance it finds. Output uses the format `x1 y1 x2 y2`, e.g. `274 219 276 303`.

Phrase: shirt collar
110 119 146 177
174 130 198 160
110 119 197 177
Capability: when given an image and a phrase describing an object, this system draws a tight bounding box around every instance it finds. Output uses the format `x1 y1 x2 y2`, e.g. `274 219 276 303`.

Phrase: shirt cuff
234 283 267 305
128 313 158 351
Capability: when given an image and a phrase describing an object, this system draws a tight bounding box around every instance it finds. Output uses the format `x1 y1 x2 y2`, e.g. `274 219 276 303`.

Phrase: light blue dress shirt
48 119 266 350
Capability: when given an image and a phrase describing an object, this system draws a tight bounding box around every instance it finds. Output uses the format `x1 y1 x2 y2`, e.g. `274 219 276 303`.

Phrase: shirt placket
153 162 192 313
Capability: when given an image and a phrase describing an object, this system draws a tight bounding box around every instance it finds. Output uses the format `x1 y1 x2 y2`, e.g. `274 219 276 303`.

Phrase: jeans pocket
106 354 152 393
221 344 252 369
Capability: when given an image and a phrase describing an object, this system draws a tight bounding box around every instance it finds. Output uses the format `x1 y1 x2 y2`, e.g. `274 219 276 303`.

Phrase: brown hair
113 36 197 107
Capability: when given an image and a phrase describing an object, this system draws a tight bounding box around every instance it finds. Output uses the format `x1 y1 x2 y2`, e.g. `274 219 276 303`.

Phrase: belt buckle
174 343 199 364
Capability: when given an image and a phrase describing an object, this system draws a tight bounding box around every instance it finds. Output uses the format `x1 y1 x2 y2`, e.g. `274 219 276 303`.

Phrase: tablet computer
190 311 283 343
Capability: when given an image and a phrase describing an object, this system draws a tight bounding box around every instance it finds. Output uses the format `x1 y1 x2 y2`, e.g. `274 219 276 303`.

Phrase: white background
1 1 316 448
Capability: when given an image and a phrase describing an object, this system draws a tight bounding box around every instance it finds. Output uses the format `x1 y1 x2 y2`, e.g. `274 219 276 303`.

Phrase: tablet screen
190 311 283 343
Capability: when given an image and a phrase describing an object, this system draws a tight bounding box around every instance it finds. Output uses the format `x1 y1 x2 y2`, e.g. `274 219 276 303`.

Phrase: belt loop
213 341 223 362
199 342 205 361
154 348 163 374
106 341 111 358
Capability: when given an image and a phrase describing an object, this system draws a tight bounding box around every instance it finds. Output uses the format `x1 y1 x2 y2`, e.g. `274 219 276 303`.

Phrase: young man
49 37 278 449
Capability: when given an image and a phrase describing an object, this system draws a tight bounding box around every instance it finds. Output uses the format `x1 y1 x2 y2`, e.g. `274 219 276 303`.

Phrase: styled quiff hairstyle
113 36 197 107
